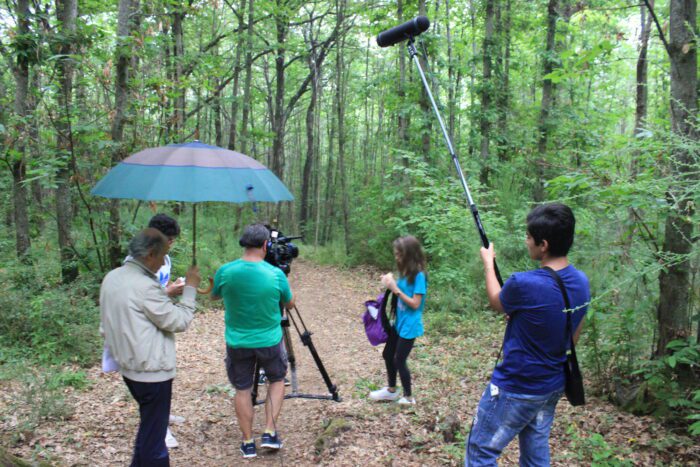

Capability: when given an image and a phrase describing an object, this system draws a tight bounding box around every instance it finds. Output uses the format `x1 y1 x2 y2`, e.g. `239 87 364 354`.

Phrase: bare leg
264 381 285 432
234 388 254 440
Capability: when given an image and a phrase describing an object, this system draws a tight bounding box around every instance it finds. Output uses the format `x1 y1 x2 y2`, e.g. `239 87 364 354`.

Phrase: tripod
406 38 503 285
251 304 341 406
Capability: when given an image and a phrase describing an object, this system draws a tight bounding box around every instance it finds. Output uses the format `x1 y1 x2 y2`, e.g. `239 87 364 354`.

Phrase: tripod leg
299 331 341 401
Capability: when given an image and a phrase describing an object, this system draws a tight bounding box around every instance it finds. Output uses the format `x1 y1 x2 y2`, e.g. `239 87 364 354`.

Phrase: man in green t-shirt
212 223 294 459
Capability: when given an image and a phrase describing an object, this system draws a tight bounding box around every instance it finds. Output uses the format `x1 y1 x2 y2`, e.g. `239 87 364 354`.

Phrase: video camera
264 228 301 275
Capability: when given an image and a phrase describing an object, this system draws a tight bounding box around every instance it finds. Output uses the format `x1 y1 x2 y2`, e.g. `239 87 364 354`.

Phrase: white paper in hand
102 344 120 373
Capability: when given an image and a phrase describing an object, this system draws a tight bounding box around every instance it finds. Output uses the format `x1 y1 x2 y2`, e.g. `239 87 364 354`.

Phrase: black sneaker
284 377 290 386
240 441 257 458
261 432 283 449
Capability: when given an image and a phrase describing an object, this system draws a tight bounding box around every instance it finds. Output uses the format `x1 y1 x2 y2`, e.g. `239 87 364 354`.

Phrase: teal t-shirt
212 259 292 349
394 271 427 339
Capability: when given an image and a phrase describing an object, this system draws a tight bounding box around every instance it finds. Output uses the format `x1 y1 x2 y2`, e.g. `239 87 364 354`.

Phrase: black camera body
264 228 300 275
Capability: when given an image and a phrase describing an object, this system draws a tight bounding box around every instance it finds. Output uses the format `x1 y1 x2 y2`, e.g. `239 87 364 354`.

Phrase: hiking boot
165 428 179 448
369 387 400 401
397 396 416 405
240 441 257 458
261 432 283 449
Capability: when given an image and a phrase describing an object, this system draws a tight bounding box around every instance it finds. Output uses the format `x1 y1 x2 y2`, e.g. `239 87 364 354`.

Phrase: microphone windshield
376 16 430 48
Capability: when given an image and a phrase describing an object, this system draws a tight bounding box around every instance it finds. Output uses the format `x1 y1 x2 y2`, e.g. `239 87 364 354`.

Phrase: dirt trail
4 259 698 466
10 259 415 466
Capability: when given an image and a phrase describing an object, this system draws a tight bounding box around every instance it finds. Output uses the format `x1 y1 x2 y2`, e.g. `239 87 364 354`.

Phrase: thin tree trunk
240 0 254 154
497 0 511 161
397 0 408 160
172 7 185 139
479 0 496 184
55 0 79 283
11 0 32 261
108 0 136 268
335 0 350 255
228 0 246 150
300 19 319 240
534 0 559 202
656 0 697 356
418 0 431 159
271 0 288 179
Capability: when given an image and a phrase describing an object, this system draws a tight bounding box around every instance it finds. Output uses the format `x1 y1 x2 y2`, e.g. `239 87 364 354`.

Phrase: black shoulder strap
542 266 576 350
379 289 396 330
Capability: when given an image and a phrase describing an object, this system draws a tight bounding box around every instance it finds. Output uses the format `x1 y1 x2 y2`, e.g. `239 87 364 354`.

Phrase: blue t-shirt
394 271 427 339
492 265 590 395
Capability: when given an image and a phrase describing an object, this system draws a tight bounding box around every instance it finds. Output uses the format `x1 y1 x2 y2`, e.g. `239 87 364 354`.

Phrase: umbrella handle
197 277 213 295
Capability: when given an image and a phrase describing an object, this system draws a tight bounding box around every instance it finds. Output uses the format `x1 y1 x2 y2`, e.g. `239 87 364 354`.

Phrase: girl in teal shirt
369 236 427 405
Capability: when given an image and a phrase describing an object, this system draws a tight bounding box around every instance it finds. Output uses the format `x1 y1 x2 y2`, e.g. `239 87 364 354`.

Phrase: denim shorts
465 383 563 467
225 341 287 390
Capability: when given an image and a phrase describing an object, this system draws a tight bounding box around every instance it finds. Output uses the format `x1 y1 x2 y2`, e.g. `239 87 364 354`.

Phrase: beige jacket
100 259 196 382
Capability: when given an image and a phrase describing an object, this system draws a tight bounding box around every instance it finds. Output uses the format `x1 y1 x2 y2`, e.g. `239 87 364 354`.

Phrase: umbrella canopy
91 141 293 203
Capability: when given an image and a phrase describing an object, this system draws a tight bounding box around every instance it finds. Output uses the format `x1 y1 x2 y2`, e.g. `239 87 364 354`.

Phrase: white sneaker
397 396 416 405
369 387 400 401
165 428 179 448
169 414 186 425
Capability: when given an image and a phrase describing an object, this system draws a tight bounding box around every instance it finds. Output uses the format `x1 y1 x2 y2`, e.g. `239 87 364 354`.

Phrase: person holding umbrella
100 228 201 466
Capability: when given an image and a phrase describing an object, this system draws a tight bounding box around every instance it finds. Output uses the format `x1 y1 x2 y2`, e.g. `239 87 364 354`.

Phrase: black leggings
382 329 415 397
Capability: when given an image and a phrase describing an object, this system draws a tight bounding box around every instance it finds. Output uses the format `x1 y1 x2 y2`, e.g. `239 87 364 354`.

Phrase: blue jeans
465 384 563 467
123 377 172 467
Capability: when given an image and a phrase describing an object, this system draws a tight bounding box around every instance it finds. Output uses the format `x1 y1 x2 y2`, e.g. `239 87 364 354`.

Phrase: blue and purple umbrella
91 141 293 203
91 141 293 268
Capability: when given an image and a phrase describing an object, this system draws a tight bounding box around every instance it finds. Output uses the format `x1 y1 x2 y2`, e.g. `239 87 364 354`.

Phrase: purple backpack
362 290 396 346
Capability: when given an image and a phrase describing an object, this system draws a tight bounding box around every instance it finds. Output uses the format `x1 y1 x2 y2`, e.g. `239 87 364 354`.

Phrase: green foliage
624 339 700 434
0 264 100 367
565 423 633 467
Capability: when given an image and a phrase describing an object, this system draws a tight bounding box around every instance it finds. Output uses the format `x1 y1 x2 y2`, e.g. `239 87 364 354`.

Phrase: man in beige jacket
100 228 200 467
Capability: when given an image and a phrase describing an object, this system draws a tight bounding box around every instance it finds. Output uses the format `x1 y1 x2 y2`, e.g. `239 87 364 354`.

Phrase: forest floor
1 258 699 466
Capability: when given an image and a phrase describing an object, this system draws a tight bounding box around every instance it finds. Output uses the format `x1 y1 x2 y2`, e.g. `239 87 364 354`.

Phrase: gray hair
128 228 168 259
239 223 270 248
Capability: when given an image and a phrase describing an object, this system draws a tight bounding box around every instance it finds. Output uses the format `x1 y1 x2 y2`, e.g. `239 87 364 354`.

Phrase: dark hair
148 214 180 238
128 228 168 259
239 223 270 248
526 203 575 257
393 235 426 284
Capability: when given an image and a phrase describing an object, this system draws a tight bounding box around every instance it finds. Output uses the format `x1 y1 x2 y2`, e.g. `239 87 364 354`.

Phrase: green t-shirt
212 259 292 349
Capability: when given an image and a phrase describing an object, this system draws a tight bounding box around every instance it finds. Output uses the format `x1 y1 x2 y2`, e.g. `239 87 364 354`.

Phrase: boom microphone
376 16 430 48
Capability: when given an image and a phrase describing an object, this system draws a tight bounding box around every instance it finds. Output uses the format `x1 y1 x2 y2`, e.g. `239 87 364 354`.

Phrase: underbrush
0 263 101 367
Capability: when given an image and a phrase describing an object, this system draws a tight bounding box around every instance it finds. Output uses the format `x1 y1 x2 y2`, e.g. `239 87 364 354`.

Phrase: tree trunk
656 0 697 356
171 7 185 139
271 0 288 179
227 0 246 150
418 0 431 159
534 0 559 202
497 0 511 161
397 0 408 159
445 0 456 143
107 0 137 268
479 0 496 184
335 0 350 255
300 21 319 240
55 0 79 283
240 0 254 154
11 0 32 261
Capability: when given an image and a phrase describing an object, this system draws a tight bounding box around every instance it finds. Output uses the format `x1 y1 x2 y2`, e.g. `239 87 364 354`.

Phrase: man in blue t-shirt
465 203 590 467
